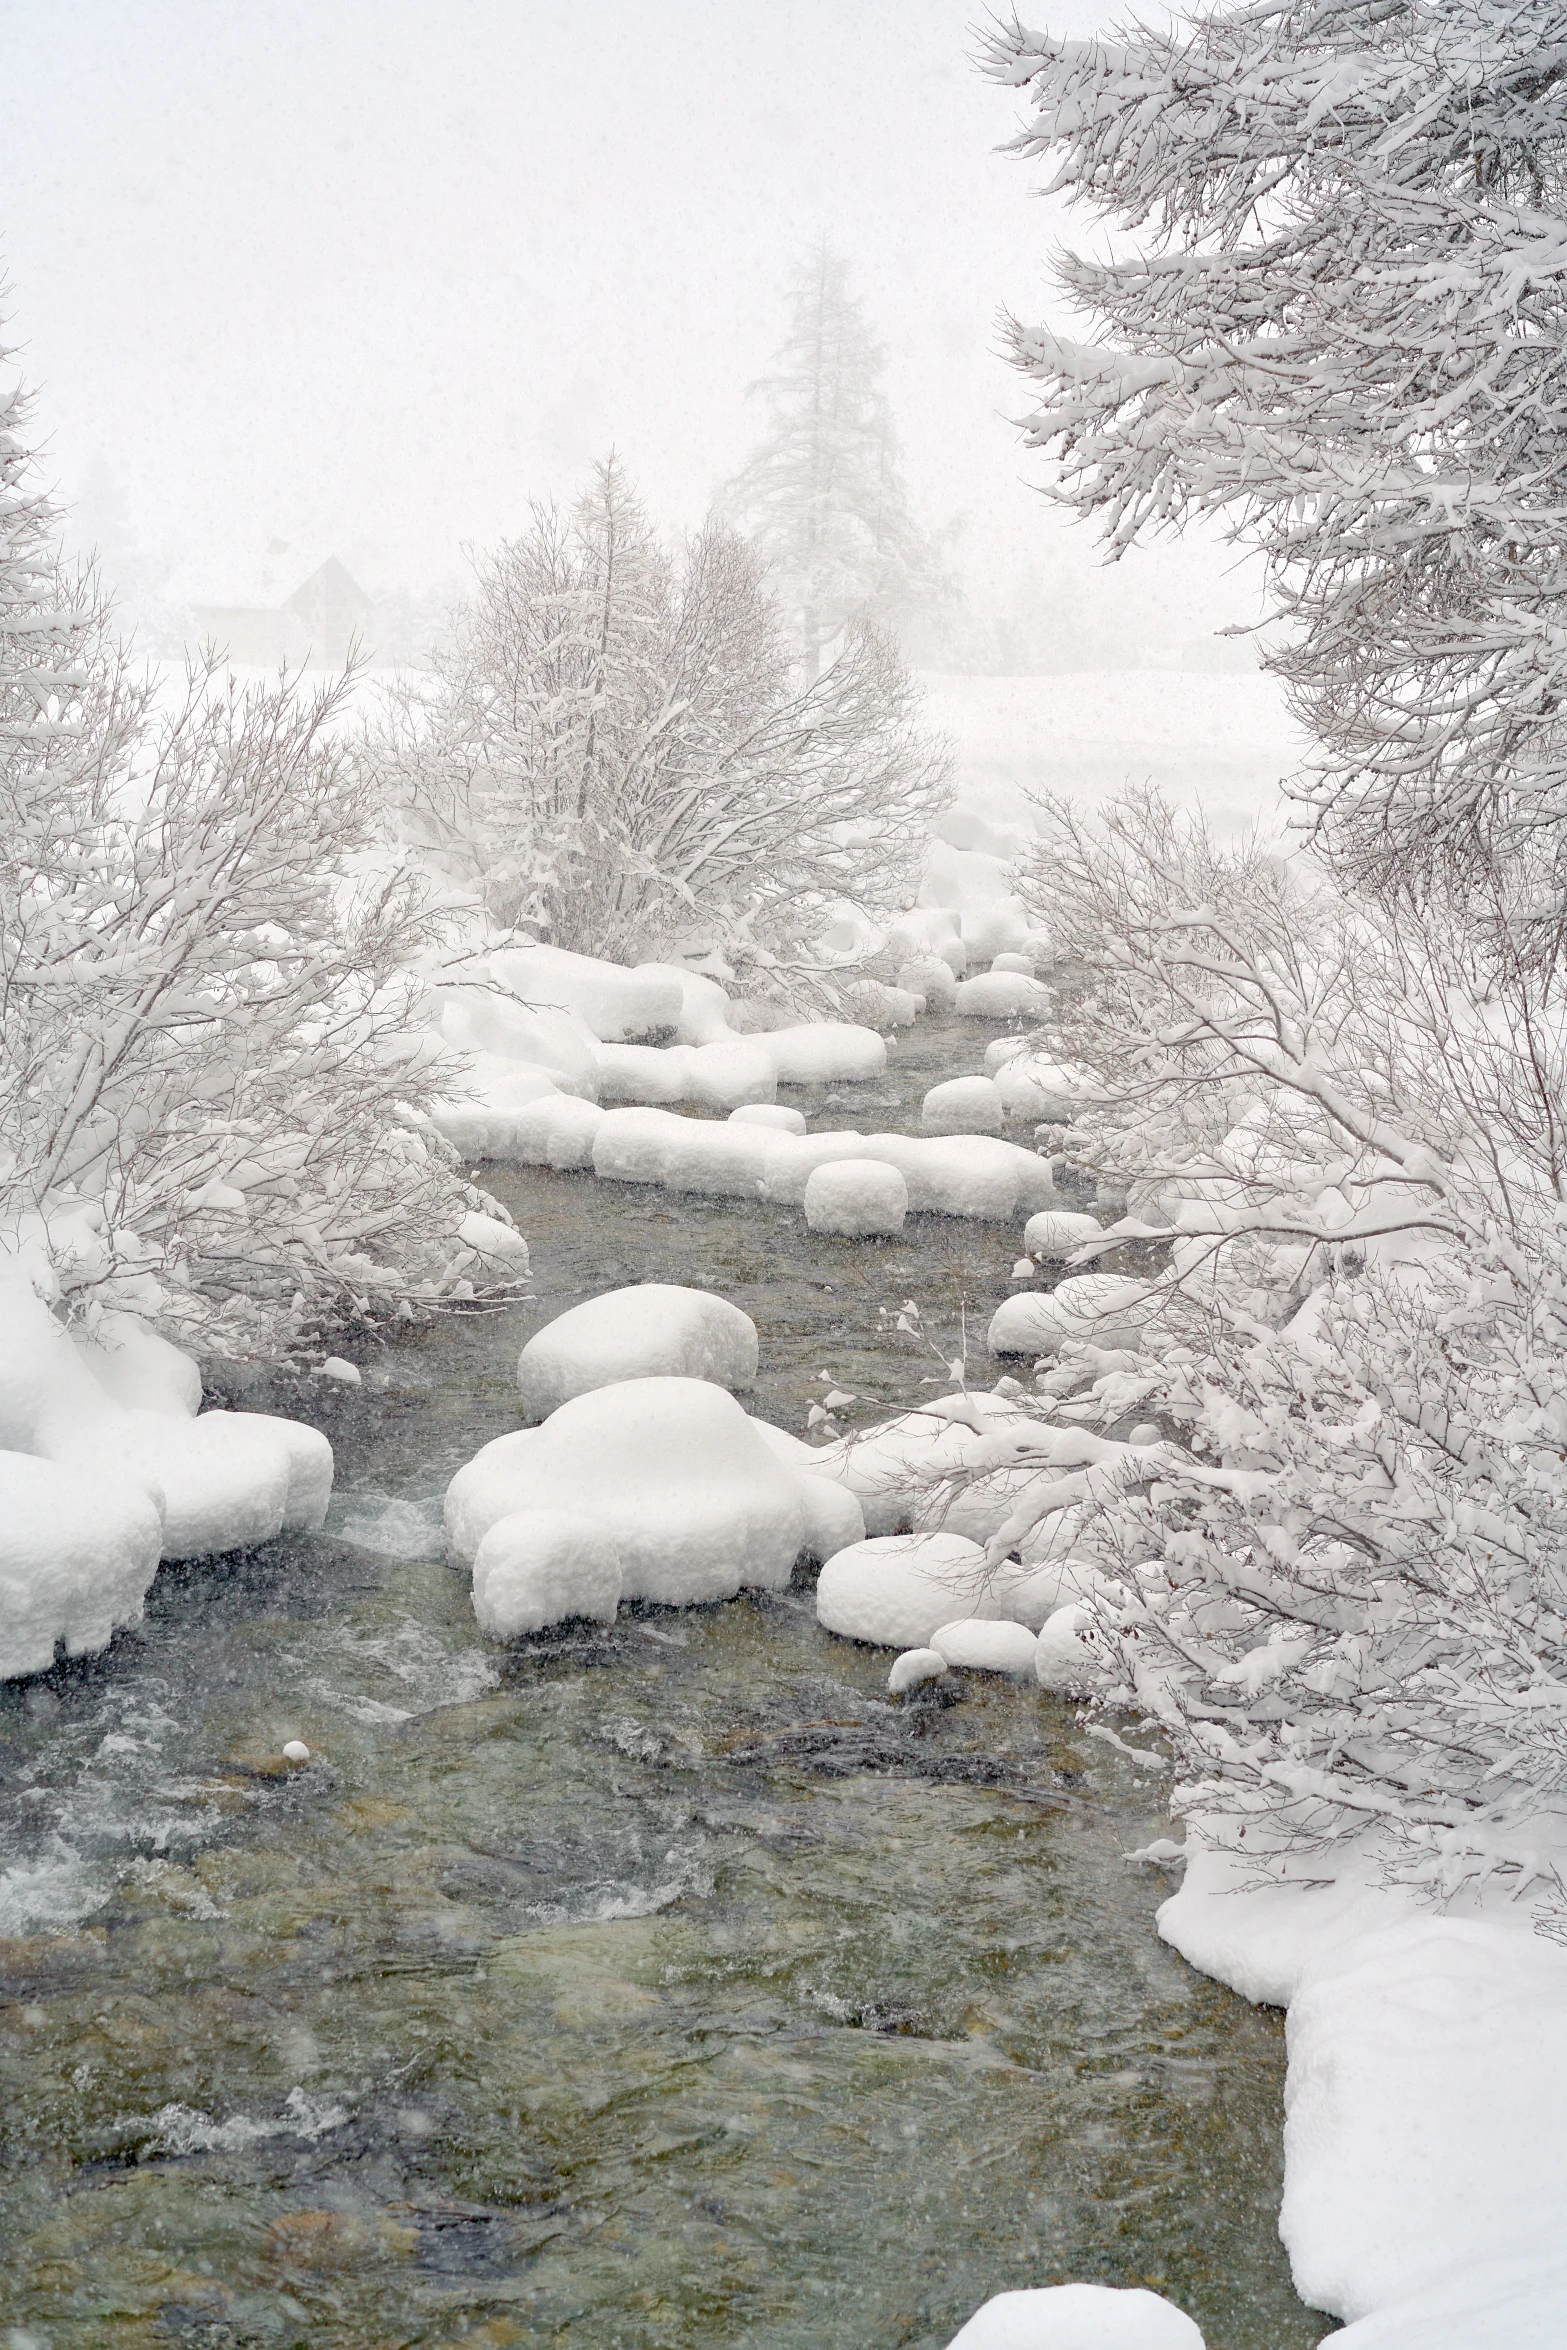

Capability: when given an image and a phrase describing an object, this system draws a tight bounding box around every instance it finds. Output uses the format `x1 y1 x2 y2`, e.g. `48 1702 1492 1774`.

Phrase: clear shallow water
0 1020 1335 2348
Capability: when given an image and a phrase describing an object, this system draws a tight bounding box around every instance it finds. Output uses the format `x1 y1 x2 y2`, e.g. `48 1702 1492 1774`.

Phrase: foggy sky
0 0 1252 652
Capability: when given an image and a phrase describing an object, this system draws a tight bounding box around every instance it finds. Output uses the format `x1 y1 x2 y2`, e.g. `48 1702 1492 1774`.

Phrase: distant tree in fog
724 240 952 673
380 455 950 992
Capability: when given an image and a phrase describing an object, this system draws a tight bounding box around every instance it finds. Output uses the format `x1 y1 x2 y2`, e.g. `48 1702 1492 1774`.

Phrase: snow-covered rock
954 970 1054 1019
1034 1603 1100 1693
930 1617 1040 1676
803 1159 909 1237
815 1530 993 1648
592 1107 773 1197
765 1021 887 1086
1024 1210 1105 1260
447 1377 810 1620
435 985 601 1096
729 1102 807 1134
458 1209 531 1272
471 1507 624 1638
0 1454 165 1681
797 1473 866 1561
897 955 959 1009
989 1275 1160 1357
923 1075 1004 1135
515 1284 758 1421
490 943 683 1042
990 952 1037 978
944 2282 1204 2348
503 1092 607 1170
888 1645 948 1694
994 1053 1106 1124
0 1273 333 1676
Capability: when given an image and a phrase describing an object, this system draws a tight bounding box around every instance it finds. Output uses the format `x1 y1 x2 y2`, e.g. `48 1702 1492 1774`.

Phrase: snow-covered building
193 556 374 668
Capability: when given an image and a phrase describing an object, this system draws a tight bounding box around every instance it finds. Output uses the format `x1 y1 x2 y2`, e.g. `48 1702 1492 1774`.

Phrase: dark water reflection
0 1019 1333 2348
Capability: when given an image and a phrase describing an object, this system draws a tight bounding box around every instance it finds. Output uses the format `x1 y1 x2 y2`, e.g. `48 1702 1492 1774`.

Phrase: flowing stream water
0 1018 1335 2350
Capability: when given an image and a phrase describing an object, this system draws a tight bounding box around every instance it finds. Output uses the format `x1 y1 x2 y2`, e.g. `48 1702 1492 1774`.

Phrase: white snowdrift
515 1284 758 1420
447 1377 858 1635
1160 1841 1567 2348
0 1275 332 1679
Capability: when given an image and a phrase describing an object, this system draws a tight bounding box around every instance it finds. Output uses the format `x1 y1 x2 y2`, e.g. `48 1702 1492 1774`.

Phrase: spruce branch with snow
983 4 1567 932
0 325 517 1354
381 455 950 998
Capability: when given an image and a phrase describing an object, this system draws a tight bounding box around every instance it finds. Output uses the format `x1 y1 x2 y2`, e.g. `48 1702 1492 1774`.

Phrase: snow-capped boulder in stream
515 1284 759 1420
944 2282 1205 2348
447 1376 818 1632
815 1531 996 1649
803 1159 908 1237
0 1274 333 1679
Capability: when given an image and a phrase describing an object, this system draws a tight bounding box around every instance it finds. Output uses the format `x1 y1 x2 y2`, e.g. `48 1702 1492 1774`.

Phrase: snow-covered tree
724 240 951 671
1 320 512 1355
383 456 950 994
983 5 1567 928
975 794 1567 1913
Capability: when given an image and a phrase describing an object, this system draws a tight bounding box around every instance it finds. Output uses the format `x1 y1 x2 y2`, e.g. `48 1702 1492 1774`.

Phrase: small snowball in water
1128 1422 1163 1446
319 1358 361 1386
1011 1259 1034 1282
282 1740 311 1763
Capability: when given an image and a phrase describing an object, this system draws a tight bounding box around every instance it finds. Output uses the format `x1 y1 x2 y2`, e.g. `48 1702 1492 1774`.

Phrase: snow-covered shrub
377 457 949 1001
0 333 513 1354
979 793 1567 1915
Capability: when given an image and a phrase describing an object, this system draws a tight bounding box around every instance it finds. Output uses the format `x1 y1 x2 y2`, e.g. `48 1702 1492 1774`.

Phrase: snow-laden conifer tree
384 456 949 993
983 5 1567 925
0 314 512 1354
724 240 950 672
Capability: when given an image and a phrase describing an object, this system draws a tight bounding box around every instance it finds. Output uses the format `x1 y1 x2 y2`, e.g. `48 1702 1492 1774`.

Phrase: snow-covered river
0 1020 1332 2347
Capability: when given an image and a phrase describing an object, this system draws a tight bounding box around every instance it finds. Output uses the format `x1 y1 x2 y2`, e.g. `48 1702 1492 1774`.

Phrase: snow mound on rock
804 1159 908 1237
888 1646 948 1694
472 1507 623 1638
729 1102 807 1134
447 1377 812 1623
1024 1210 1104 1260
954 970 1054 1019
989 1275 1160 1357
0 1455 165 1681
815 1531 994 1648
931 1617 1039 1676
944 2281 1204 2348
0 1273 333 1678
923 1075 1004 1136
516 1284 758 1421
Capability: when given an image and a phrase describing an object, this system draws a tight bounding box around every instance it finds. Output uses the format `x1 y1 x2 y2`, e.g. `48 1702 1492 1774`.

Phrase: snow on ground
917 668 1305 846
1159 1836 1567 2347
